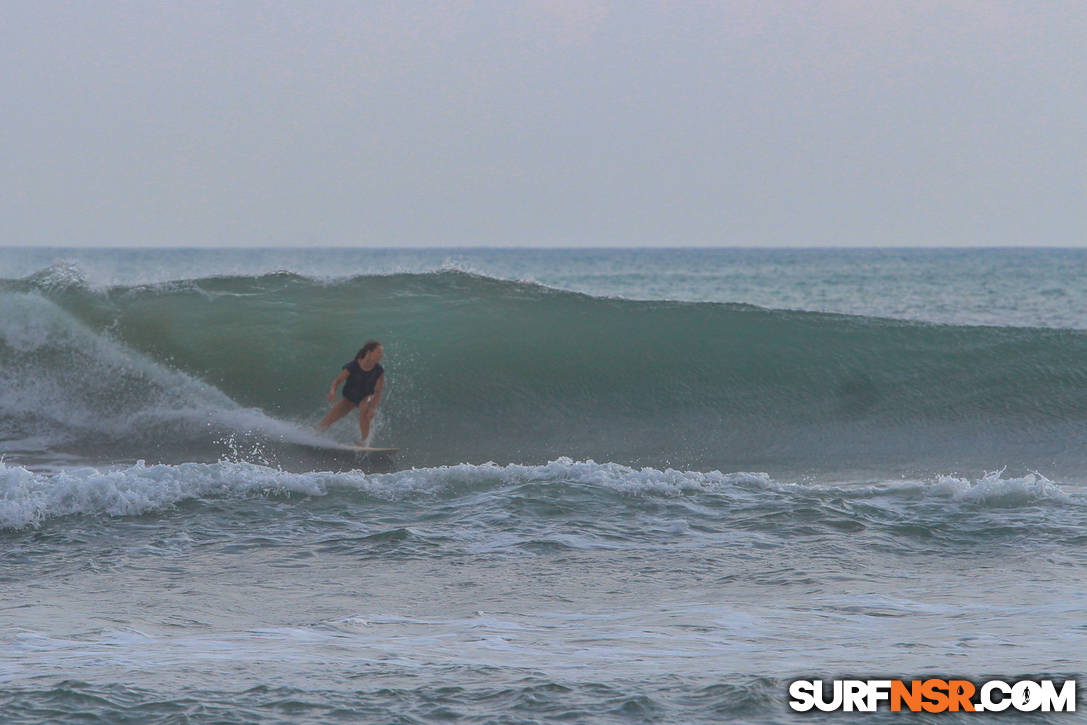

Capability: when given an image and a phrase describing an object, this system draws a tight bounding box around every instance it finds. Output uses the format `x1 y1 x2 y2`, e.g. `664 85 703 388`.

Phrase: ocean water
1 247 1085 723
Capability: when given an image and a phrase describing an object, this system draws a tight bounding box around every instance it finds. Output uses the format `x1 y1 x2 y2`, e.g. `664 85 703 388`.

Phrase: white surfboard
293 439 399 454
343 445 399 454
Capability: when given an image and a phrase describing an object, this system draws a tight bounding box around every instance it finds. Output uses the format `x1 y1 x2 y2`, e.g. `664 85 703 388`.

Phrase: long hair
356 340 381 359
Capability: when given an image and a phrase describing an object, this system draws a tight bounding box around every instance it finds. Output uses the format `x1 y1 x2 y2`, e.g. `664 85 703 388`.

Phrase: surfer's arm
327 370 349 403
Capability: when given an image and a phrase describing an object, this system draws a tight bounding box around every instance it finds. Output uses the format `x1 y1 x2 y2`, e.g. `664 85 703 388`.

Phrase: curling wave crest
1 458 1079 536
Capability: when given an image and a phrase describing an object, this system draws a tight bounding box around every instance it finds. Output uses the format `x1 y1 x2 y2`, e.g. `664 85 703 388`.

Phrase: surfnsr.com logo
789 679 1076 713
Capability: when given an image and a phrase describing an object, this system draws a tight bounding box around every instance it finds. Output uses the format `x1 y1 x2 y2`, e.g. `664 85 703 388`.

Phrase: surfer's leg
358 397 375 443
318 398 356 431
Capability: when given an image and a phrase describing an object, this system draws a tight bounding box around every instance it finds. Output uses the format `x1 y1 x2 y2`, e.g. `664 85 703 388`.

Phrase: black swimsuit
341 360 384 405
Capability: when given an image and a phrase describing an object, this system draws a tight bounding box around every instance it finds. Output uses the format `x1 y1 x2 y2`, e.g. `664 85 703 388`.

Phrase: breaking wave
4 266 1087 473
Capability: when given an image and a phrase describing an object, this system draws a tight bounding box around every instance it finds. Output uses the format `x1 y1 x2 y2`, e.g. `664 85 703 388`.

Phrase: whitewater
2 248 1085 723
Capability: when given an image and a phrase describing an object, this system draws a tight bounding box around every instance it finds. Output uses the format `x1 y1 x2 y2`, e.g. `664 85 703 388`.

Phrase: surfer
318 341 385 443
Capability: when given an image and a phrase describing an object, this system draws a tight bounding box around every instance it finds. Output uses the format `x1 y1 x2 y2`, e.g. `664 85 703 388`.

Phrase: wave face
5 267 1087 473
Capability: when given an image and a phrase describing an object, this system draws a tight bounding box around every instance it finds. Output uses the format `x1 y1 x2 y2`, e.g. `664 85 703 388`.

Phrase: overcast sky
2 1 1085 247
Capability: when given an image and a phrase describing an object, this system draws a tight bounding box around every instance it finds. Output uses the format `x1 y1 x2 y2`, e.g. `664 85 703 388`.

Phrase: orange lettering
891 680 923 712
922 679 949 713
947 680 976 712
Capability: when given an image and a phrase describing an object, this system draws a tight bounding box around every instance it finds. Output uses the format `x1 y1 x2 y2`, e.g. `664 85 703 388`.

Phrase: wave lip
0 457 765 530
928 469 1071 506
0 460 317 530
2 458 1081 536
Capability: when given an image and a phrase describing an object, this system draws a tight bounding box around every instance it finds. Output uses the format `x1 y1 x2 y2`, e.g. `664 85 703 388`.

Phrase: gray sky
2 1 1085 247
